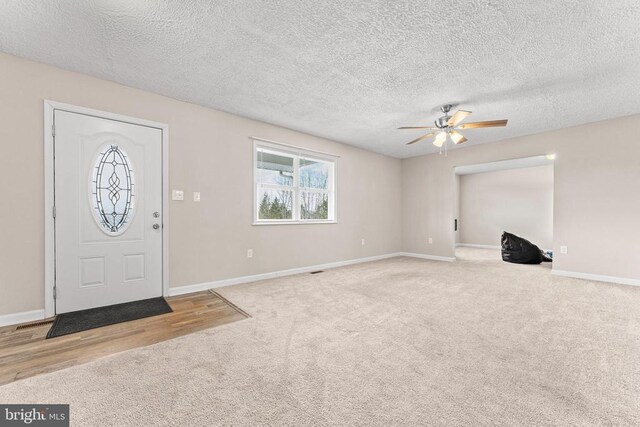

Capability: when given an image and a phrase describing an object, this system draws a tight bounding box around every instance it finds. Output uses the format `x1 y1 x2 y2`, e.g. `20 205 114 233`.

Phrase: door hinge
52 123 55 137
52 205 56 218
53 286 57 300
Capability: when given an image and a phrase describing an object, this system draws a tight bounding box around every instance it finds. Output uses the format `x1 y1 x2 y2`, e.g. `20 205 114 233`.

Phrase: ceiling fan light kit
433 132 447 147
399 104 508 154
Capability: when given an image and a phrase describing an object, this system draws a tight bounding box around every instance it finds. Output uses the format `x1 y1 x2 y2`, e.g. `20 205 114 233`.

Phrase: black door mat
47 297 173 339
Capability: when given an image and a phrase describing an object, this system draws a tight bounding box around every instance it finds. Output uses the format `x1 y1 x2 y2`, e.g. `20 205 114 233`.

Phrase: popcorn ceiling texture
1 1 639 158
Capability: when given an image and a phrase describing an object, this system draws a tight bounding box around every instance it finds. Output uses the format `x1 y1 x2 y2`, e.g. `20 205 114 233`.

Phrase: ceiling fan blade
458 119 508 129
406 133 434 145
398 126 438 130
447 110 471 127
450 130 467 145
432 131 447 147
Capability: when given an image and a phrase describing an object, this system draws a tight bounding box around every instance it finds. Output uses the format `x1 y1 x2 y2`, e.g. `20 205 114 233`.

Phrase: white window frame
253 138 338 225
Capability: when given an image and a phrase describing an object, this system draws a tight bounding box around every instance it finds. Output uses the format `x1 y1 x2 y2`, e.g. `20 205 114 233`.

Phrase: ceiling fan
399 105 508 148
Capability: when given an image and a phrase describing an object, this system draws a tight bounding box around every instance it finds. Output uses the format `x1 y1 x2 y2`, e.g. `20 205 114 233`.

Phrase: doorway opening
453 155 555 261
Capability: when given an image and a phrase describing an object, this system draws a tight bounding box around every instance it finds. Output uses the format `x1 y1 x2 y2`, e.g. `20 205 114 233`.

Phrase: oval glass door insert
90 144 136 235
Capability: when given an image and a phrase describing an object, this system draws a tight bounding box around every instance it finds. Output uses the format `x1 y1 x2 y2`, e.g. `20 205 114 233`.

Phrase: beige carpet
2 248 640 426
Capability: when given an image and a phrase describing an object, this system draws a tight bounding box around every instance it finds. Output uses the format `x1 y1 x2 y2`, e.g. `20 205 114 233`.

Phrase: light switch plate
172 190 184 201
193 192 201 202
560 246 568 254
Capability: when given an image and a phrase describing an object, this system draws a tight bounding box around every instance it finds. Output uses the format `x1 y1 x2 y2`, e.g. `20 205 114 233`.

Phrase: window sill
252 220 338 226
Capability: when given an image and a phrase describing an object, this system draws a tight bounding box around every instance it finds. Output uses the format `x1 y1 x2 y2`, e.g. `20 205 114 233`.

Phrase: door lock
153 212 160 218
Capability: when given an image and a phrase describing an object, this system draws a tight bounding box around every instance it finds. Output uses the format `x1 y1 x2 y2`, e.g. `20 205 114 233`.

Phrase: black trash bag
501 232 552 264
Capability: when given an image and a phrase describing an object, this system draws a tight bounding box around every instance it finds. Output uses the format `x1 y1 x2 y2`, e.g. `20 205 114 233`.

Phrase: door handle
153 224 160 230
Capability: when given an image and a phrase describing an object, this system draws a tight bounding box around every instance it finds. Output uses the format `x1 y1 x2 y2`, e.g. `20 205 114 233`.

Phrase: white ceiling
1 1 639 158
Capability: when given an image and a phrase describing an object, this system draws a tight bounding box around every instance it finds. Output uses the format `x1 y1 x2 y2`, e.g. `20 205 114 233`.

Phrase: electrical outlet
560 246 568 254
171 190 184 201
361 238 366 246
193 192 201 202
428 237 433 244
247 249 253 258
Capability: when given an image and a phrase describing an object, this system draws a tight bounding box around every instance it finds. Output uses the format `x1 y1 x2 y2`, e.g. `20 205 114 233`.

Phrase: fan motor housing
435 116 450 128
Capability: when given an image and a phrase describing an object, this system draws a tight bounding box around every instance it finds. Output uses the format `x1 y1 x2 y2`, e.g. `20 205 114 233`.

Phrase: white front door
54 110 163 314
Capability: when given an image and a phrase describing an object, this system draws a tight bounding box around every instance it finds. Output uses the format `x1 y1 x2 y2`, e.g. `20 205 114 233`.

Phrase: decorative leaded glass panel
90 144 136 234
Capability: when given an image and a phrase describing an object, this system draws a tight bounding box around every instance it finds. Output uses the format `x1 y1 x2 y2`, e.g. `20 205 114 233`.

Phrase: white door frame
43 100 170 317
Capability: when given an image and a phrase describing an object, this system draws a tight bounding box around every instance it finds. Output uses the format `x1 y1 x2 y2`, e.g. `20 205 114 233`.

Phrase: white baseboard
168 252 405 297
1 252 454 325
552 270 640 287
0 309 45 328
398 252 456 262
456 243 501 250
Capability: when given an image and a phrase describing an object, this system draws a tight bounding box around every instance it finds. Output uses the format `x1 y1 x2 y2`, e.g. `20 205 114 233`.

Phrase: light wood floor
0 290 249 386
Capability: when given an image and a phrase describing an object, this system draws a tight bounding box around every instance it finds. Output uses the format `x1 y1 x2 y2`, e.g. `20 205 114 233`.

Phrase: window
254 140 336 224
90 144 136 235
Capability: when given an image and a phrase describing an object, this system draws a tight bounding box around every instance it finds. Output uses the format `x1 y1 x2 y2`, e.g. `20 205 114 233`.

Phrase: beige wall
0 53 402 316
2 50 640 317
453 174 461 245
403 114 640 279
458 165 554 249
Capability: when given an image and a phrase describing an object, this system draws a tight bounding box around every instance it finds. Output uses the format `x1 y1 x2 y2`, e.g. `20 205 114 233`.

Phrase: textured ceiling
1 1 639 158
